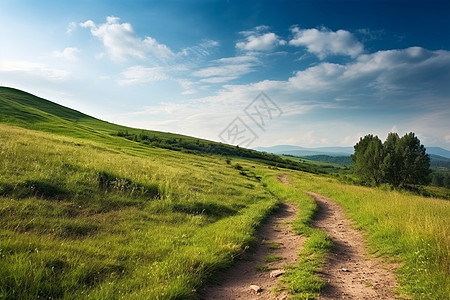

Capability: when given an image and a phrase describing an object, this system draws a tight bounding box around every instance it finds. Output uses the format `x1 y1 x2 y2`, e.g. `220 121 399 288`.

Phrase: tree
352 132 431 187
396 132 430 187
352 135 384 186
382 133 402 187
444 173 450 189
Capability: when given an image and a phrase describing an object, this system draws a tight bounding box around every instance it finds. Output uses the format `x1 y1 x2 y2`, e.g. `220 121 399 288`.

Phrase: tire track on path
307 192 398 299
201 175 304 299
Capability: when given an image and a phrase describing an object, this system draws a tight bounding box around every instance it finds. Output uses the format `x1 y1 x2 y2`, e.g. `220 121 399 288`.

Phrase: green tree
431 172 443 186
382 133 402 187
396 132 430 187
352 135 384 185
444 173 450 189
352 132 431 187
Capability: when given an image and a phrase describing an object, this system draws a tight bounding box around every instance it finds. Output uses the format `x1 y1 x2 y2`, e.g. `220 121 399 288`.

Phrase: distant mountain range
254 145 354 157
254 145 450 159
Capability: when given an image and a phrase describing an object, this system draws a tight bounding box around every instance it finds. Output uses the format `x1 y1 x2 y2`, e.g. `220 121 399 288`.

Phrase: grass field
0 124 282 299
280 170 450 299
1 87 449 299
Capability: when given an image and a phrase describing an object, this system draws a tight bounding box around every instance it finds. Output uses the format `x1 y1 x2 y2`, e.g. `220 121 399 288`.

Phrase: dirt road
200 175 397 299
201 200 305 299
308 192 398 299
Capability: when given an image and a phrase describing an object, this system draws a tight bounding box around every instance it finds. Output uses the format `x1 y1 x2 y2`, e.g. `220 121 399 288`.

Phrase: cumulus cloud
284 47 450 99
53 47 79 61
210 47 450 117
80 16 174 62
0 60 70 81
289 26 364 59
116 47 450 147
118 65 168 85
236 26 286 52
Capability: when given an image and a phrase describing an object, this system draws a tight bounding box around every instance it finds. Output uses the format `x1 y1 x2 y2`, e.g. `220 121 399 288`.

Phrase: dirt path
307 192 398 299
201 176 305 299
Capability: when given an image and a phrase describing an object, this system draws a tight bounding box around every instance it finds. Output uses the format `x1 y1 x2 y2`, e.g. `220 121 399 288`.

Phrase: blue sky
1 0 449 149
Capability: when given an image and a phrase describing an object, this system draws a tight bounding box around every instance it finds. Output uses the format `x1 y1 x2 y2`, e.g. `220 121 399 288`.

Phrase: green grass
0 124 281 299
280 171 450 299
265 254 282 263
267 242 283 250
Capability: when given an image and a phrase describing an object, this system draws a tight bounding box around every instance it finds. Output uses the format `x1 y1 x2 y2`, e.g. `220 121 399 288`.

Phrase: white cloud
199 76 238 83
80 16 174 62
207 47 450 126
177 79 196 95
179 40 219 59
236 26 286 52
142 37 174 61
193 64 252 78
66 21 77 34
215 55 259 65
237 32 286 52
192 55 259 83
118 65 168 85
53 47 79 61
0 61 70 81
445 135 450 143
283 47 450 100
118 66 196 95
289 26 364 59
405 109 450 147
112 45 450 147
239 25 270 37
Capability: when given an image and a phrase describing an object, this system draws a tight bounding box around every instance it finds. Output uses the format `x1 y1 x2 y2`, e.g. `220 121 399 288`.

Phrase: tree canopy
351 132 430 187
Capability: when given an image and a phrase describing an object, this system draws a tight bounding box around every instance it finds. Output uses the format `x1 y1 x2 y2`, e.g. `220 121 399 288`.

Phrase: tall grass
0 124 279 299
284 171 450 299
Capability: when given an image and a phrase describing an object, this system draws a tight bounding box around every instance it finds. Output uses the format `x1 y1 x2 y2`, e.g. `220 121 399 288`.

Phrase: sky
1 0 449 149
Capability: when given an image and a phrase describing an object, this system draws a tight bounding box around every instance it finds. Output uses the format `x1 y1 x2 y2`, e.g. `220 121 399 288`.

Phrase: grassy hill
0 87 289 298
0 87 325 298
0 87 319 173
0 87 449 299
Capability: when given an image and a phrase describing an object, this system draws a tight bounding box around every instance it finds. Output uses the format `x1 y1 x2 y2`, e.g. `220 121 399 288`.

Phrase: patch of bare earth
201 175 304 299
307 192 398 299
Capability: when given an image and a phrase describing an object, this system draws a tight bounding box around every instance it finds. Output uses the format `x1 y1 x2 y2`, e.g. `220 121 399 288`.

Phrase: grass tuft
265 254 282 263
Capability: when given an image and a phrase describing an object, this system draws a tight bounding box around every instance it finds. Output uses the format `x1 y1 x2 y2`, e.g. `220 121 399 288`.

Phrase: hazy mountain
254 145 450 159
430 154 450 168
427 147 450 159
254 145 353 157
299 155 353 166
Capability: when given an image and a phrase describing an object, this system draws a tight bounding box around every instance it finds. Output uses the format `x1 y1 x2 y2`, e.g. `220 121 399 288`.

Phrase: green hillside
0 87 323 298
0 88 285 298
0 87 318 173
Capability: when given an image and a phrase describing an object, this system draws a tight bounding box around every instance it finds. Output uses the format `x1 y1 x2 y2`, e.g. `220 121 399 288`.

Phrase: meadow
0 124 281 299
280 170 450 299
1 87 449 299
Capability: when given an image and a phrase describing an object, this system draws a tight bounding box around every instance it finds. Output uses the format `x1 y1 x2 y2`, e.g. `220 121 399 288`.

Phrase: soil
200 175 305 299
307 192 398 299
